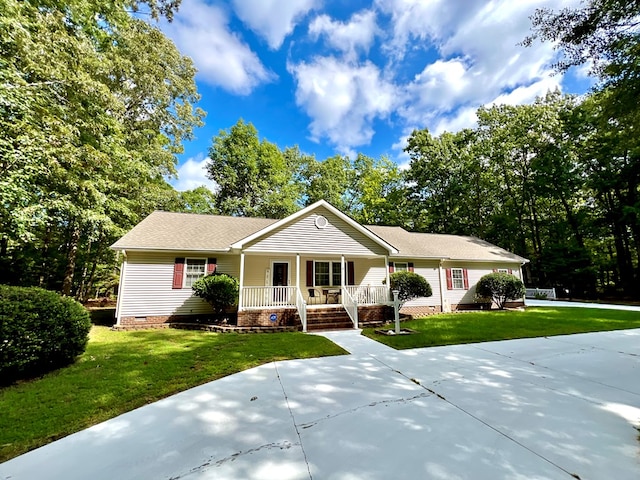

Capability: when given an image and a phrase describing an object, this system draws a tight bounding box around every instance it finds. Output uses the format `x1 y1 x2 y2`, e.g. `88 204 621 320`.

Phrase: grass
0 327 346 463
363 307 640 349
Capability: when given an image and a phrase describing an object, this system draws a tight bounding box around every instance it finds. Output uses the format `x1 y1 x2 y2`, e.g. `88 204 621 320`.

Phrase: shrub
476 273 526 310
192 273 240 316
390 271 432 303
0 285 91 384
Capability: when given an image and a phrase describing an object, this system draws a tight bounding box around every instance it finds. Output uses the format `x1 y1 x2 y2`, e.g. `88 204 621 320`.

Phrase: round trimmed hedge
390 271 433 303
0 285 91 384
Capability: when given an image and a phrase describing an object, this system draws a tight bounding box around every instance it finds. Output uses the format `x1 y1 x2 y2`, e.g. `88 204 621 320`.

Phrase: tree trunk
62 223 81 296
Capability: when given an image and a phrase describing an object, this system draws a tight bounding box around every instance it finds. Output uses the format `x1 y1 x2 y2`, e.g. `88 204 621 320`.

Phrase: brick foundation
359 305 394 322
237 308 301 328
117 315 195 329
400 305 442 318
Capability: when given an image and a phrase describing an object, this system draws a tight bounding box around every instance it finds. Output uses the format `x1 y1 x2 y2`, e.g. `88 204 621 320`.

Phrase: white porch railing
242 286 297 308
295 288 307 332
344 285 390 305
525 288 556 299
341 287 358 329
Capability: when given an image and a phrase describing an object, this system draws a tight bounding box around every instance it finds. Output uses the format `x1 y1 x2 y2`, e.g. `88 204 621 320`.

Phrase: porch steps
306 307 354 331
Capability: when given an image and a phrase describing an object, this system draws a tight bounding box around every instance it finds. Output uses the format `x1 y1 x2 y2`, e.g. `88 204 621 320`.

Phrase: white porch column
296 254 300 290
238 252 245 310
384 255 390 296
341 254 345 287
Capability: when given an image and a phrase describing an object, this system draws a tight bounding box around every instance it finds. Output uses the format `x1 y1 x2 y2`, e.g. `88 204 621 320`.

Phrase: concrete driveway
2 327 639 479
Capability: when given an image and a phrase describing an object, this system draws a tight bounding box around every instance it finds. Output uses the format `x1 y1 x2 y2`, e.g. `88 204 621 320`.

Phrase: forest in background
1 0 638 300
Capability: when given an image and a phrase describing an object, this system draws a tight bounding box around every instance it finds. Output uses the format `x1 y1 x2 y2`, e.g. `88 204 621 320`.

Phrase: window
185 259 206 287
332 262 342 286
451 268 464 289
497 268 509 274
394 262 408 272
314 261 330 286
314 261 342 286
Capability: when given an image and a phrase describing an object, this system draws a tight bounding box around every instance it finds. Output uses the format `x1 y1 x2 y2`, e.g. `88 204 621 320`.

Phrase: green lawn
363 306 640 349
0 327 346 463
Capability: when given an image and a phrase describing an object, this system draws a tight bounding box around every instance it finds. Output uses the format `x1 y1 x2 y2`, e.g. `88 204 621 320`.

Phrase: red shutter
463 269 469 289
172 258 185 289
347 261 355 285
207 258 217 275
388 262 394 273
493 269 498 273
306 261 314 286
508 268 513 275
408 262 414 272
446 268 452 290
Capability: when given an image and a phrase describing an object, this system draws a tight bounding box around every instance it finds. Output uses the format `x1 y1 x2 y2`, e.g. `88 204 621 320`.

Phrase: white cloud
161 0 275 95
288 56 397 153
309 10 378 60
171 154 216 192
382 0 581 134
232 0 318 50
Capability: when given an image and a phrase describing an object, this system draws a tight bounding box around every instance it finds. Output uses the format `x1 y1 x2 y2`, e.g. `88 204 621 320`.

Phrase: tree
476 273 526 310
0 0 204 295
389 271 432 303
206 120 302 218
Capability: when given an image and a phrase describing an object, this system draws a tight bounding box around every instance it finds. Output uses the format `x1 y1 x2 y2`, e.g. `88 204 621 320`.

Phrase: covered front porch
237 253 393 331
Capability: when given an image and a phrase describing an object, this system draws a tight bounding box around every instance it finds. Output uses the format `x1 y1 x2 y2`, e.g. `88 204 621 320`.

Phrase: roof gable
243 205 390 255
231 200 398 254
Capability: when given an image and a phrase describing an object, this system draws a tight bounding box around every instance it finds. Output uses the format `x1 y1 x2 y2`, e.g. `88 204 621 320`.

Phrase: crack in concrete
473 345 640 398
274 361 314 480
166 441 297 479
297 392 432 430
370 353 583 479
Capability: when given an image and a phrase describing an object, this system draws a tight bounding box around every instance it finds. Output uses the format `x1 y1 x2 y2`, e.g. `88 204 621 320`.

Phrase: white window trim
184 258 207 288
394 262 408 272
451 268 465 290
497 268 509 274
313 260 342 287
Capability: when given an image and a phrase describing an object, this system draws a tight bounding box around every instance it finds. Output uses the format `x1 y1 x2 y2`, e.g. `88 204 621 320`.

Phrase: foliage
0 0 203 296
0 326 346 462
0 285 91 384
390 271 432 303
206 120 302 218
191 273 240 315
476 273 526 310
363 307 640 349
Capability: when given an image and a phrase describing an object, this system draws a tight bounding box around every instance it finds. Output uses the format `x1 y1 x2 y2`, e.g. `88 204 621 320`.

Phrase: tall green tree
206 120 302 218
0 0 204 295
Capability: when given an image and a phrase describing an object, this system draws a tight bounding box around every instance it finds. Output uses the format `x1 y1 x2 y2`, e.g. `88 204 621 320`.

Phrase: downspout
114 250 127 326
238 252 245 311
438 259 446 313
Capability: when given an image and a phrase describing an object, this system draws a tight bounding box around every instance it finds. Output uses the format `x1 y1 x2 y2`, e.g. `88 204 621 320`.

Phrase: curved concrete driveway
2 316 640 479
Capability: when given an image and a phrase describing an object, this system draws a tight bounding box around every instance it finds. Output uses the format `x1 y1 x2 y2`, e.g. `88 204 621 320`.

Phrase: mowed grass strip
363 307 640 349
0 327 347 462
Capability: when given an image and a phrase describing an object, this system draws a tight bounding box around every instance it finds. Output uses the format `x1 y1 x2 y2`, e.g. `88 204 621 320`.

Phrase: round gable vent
315 215 329 229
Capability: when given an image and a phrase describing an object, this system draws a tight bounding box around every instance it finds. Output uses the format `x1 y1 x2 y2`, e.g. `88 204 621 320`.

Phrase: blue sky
159 0 592 191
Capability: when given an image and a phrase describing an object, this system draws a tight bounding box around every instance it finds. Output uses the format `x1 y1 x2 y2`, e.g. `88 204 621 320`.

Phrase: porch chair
307 288 321 305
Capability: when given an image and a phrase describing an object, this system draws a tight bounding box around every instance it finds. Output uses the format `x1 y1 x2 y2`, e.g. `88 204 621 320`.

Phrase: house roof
365 225 528 263
110 211 277 251
111 205 527 263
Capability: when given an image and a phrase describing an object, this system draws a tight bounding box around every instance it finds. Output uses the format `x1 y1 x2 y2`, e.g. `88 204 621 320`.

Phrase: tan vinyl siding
118 252 238 318
398 260 442 307
244 208 387 256
359 258 387 287
243 256 300 287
